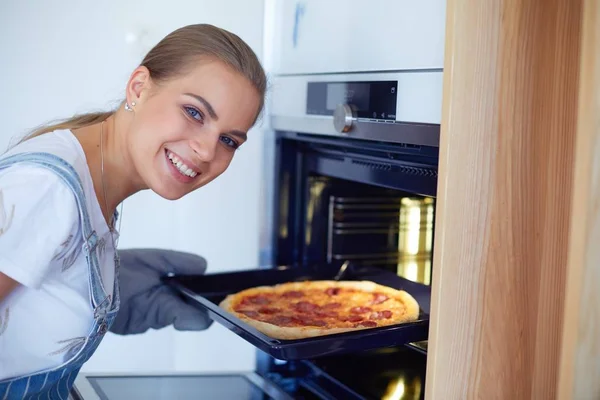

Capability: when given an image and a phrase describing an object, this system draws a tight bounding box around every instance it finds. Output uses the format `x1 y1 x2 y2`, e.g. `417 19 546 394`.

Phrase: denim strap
0 152 114 314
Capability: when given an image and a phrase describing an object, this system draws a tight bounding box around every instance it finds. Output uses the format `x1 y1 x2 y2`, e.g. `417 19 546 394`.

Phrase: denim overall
0 152 120 399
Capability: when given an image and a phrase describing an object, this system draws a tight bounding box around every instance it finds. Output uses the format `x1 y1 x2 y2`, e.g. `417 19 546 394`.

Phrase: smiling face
125 59 261 200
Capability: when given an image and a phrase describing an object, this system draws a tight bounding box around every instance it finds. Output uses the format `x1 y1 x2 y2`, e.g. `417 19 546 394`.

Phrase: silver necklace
100 120 123 247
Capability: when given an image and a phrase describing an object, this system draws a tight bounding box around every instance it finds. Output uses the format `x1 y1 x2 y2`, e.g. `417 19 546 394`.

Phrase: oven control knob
333 104 356 133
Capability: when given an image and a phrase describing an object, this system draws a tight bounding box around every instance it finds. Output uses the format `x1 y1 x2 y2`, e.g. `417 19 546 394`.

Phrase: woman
0 23 266 398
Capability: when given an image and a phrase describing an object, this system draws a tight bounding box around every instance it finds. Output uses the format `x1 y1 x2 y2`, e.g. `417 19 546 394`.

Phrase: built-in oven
72 67 442 400
256 71 440 400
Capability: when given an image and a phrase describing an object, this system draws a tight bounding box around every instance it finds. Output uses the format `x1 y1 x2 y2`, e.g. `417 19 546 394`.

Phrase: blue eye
220 136 239 149
184 106 203 121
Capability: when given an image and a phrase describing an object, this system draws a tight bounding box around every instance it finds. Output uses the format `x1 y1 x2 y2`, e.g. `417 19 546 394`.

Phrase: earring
124 101 136 112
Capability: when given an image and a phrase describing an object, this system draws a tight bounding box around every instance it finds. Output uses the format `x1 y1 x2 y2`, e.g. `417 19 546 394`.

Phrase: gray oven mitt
109 248 213 335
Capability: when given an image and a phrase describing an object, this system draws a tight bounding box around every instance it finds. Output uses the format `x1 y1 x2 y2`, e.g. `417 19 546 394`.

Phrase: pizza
219 280 420 340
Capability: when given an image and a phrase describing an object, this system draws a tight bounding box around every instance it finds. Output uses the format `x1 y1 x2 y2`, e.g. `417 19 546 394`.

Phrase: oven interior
273 132 438 271
303 175 434 285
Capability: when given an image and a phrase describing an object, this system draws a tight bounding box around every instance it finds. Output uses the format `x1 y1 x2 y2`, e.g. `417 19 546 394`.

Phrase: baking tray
163 264 430 360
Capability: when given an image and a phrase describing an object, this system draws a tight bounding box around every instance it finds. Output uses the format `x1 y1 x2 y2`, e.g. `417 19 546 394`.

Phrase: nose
189 132 219 163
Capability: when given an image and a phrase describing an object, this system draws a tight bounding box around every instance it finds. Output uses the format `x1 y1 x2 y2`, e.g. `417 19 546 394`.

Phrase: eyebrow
184 93 218 120
227 130 248 142
184 93 248 142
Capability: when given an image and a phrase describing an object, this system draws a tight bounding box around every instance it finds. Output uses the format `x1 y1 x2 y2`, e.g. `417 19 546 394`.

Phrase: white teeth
166 151 198 178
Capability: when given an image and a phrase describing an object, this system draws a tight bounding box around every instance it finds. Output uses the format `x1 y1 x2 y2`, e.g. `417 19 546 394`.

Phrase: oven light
406 261 419 282
406 206 421 255
424 259 432 285
305 179 326 245
398 198 423 256
397 259 431 285
382 377 405 400
425 201 434 252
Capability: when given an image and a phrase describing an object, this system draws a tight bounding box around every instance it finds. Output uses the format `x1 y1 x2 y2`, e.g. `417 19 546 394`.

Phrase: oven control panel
269 72 442 147
306 80 398 121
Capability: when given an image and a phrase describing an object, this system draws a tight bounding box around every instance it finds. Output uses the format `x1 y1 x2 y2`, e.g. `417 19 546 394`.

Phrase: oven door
71 372 294 400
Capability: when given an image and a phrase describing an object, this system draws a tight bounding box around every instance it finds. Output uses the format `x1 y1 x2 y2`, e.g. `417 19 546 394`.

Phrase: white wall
0 0 266 373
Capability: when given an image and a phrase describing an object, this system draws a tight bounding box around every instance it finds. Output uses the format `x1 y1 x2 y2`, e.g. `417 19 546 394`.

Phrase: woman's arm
0 272 18 303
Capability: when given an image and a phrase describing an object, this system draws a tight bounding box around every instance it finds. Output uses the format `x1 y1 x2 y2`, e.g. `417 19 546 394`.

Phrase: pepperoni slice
372 293 389 305
340 315 363 323
350 306 372 314
258 307 281 315
355 320 377 328
348 315 363 322
295 301 319 313
322 302 342 310
282 290 304 298
243 295 271 305
369 310 393 320
325 287 341 296
237 310 259 318
315 310 338 318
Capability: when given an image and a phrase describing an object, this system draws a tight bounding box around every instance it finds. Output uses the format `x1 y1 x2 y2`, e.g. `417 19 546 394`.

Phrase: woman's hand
109 248 213 335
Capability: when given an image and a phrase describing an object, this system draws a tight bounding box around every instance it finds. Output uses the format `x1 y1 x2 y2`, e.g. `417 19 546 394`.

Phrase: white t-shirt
0 129 117 380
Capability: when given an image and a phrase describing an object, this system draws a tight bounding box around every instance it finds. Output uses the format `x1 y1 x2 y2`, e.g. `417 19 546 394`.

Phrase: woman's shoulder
0 138 81 220
0 129 89 184
2 129 84 163
0 129 89 219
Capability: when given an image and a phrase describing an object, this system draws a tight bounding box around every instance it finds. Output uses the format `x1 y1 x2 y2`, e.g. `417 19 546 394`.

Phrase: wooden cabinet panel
558 0 600 398
426 0 585 398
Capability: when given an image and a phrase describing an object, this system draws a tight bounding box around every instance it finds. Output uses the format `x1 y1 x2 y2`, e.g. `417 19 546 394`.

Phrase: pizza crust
219 280 420 340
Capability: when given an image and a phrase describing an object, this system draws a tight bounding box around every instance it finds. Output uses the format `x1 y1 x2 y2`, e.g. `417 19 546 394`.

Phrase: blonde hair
19 24 267 142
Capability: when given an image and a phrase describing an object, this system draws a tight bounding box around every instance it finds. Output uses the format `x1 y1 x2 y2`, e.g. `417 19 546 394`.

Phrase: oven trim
271 116 440 147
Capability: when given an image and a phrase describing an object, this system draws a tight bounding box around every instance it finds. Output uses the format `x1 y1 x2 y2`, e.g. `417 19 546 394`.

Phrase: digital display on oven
307 80 397 120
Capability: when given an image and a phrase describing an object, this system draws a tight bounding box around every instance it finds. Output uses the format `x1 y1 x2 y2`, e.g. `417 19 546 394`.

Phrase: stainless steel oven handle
271 115 441 147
